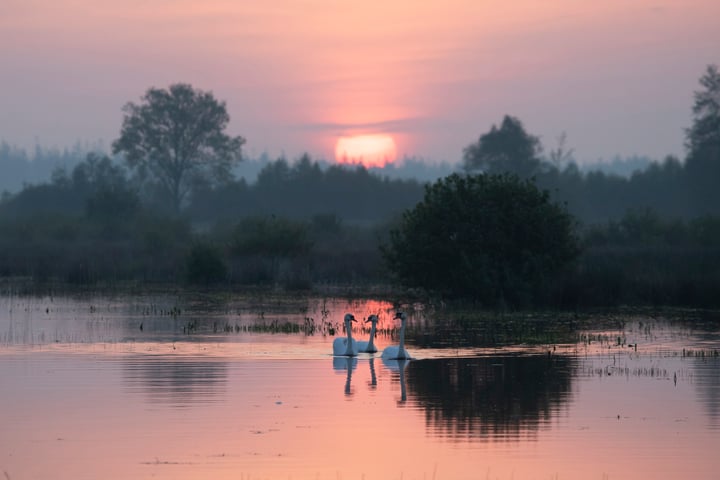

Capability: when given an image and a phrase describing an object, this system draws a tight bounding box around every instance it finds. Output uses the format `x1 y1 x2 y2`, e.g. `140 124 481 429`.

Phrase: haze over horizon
2 0 719 165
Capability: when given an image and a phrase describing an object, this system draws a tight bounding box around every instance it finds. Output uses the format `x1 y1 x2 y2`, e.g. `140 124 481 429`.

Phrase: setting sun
334 134 397 168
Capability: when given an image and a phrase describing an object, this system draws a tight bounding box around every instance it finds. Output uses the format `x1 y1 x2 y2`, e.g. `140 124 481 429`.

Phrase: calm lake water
1 292 719 480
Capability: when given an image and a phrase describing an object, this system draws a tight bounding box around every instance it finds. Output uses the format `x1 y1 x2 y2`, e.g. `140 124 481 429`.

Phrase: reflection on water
368 357 378 389
383 357 410 403
123 357 229 406
1 293 720 479
0 293 400 346
332 355 357 396
693 356 720 428
407 355 574 440
331 356 386 398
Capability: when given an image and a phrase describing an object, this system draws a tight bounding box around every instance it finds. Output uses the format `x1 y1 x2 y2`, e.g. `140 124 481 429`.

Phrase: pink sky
1 0 718 164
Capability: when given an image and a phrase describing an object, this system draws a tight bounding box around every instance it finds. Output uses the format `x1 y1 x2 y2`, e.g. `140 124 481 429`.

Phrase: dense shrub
185 243 227 285
382 173 579 306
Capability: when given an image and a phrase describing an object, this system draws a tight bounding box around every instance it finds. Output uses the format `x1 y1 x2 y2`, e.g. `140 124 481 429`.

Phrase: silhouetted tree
686 64 720 154
463 115 543 178
71 153 139 222
684 64 720 215
547 131 575 168
112 83 245 213
382 173 579 306
256 157 291 189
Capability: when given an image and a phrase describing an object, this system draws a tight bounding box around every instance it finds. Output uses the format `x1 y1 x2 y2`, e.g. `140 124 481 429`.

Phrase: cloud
292 116 461 135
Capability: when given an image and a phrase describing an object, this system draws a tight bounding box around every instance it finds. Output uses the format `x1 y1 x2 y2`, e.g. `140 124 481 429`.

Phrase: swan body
356 314 379 353
382 311 413 360
332 313 359 356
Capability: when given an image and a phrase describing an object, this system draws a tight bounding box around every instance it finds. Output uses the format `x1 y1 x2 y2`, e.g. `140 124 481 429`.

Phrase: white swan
332 313 359 356
381 311 413 360
356 314 379 353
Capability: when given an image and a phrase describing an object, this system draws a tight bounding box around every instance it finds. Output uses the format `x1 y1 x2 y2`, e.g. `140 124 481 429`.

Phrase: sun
334 134 397 168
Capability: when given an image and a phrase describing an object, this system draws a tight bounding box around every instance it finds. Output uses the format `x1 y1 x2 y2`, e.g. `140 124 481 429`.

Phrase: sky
1 0 719 166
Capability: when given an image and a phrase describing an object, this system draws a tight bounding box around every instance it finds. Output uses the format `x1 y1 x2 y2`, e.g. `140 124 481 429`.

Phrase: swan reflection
368 357 377 389
332 356 381 396
333 355 358 396
382 357 410 404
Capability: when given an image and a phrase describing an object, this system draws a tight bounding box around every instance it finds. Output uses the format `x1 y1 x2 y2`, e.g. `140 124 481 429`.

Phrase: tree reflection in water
405 355 576 441
692 356 720 429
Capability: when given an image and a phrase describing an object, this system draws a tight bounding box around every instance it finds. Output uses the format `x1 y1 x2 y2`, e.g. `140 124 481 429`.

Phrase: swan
356 314 379 353
381 311 413 360
332 313 359 356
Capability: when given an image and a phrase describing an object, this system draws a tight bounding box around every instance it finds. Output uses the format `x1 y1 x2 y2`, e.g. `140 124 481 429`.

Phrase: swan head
393 311 406 322
365 314 379 324
344 313 357 325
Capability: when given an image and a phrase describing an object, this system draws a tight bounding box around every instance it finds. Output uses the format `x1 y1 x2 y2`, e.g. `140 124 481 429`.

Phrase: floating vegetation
682 348 720 357
407 311 586 348
140 305 182 317
585 365 672 378
179 315 347 336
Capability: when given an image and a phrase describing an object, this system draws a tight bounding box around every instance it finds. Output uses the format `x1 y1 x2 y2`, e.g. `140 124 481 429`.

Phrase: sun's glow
334 134 397 168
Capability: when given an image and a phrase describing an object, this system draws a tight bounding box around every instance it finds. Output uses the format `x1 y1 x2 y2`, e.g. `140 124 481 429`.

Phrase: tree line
0 66 718 308
2 134 716 227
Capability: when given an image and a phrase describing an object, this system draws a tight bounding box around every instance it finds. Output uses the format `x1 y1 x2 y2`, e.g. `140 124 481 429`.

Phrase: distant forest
0 140 652 196
0 140 713 226
1 65 719 308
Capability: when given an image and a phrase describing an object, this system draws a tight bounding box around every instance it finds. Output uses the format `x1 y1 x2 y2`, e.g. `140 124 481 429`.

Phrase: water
1 292 719 480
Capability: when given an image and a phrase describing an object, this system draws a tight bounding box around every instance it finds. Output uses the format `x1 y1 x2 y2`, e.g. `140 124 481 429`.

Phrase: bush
382 173 579 306
185 243 227 285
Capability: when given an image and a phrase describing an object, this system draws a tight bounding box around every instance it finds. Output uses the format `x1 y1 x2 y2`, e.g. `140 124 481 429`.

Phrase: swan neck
398 319 406 352
368 323 377 348
344 321 355 355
